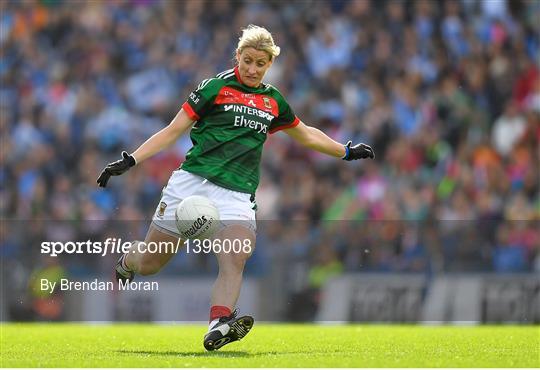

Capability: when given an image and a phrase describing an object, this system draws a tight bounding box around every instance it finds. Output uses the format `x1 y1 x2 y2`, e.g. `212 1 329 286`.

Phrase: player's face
236 48 273 88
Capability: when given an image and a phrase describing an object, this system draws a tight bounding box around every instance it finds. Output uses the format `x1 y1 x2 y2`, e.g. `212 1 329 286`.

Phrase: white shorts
152 169 256 238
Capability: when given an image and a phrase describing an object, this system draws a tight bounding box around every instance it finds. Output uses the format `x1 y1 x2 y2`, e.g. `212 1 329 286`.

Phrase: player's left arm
284 120 375 160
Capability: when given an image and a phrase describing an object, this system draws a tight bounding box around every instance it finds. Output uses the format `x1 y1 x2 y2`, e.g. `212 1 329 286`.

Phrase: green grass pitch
1 324 538 367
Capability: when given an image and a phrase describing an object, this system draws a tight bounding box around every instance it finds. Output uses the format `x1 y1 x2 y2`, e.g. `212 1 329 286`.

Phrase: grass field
1 324 538 367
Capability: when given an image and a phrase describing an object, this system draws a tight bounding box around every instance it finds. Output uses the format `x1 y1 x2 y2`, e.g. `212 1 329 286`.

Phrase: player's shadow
117 349 251 358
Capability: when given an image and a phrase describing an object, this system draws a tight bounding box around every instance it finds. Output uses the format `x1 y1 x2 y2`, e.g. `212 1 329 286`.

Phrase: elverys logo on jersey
224 105 272 134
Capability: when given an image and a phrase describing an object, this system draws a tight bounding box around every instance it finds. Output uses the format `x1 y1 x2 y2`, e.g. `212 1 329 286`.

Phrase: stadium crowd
1 0 539 296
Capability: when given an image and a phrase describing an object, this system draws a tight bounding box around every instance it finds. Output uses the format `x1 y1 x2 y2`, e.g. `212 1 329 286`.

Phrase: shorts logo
158 202 167 217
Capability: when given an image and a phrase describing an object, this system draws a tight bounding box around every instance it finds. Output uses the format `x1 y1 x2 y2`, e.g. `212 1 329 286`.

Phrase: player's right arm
96 108 194 187
97 77 223 188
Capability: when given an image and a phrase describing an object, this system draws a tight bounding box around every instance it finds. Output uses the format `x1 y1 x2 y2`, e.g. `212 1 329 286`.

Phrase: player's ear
235 50 241 64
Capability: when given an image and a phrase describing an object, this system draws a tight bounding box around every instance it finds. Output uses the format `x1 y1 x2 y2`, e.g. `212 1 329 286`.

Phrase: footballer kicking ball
175 195 220 240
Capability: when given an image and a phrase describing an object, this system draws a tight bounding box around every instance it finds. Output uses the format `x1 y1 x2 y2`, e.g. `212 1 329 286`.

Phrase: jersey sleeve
268 93 300 134
182 78 224 121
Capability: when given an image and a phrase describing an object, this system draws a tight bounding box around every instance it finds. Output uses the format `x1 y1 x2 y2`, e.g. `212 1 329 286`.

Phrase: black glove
96 151 136 187
342 141 375 160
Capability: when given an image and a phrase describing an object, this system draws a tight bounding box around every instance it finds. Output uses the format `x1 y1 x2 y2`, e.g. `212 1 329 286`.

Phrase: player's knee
220 253 249 274
231 255 248 272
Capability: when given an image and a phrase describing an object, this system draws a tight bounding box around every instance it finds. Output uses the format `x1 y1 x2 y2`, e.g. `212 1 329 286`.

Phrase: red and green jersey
180 67 299 194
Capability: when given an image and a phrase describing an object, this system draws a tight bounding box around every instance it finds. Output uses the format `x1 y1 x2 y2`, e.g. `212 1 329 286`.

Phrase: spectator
1 0 538 284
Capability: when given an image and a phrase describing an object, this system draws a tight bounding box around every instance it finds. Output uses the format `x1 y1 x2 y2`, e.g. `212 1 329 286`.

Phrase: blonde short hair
236 25 281 60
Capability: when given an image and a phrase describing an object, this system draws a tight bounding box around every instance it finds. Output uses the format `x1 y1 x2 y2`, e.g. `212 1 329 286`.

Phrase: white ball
175 195 220 240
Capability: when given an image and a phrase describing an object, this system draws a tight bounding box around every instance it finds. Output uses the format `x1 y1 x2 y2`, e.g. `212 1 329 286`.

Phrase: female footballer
97 25 374 351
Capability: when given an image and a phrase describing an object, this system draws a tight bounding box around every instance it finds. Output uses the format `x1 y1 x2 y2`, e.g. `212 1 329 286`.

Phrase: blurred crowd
1 0 539 288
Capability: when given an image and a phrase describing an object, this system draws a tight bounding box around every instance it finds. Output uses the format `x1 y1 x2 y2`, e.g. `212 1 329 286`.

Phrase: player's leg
128 225 181 274
117 170 190 282
204 224 256 351
211 224 255 308
115 224 182 282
